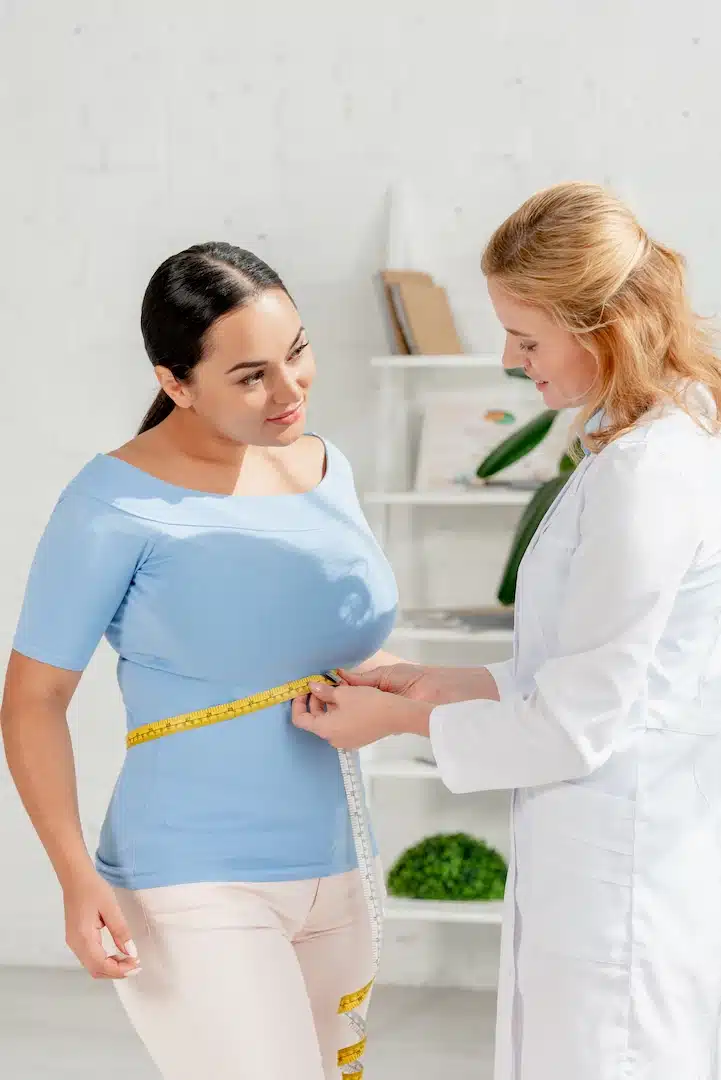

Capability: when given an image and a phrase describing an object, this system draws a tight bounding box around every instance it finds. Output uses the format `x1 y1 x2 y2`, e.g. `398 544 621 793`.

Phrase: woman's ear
155 366 193 410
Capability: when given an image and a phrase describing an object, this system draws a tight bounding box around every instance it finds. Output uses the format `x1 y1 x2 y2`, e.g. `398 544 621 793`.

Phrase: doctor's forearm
393 665 502 739
426 665 502 706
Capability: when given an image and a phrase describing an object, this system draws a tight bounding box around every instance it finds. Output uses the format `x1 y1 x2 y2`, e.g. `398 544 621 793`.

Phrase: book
378 270 464 355
378 269 435 353
394 280 464 355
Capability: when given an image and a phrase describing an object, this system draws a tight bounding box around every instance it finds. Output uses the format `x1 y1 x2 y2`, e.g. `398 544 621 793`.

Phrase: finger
308 681 337 704
100 953 142 980
74 932 140 980
291 694 310 722
338 667 382 687
291 695 315 731
100 906 137 960
309 693 326 717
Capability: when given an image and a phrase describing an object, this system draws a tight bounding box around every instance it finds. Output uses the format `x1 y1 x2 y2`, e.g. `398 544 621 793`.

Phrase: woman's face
487 277 597 410
158 289 316 446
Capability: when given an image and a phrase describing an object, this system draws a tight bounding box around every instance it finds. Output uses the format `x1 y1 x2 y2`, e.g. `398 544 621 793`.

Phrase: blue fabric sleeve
13 493 151 672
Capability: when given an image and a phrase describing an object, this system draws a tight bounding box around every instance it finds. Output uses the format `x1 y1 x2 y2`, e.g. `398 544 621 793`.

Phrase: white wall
2 0 721 980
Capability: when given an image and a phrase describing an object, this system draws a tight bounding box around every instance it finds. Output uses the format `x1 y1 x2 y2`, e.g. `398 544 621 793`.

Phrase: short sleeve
13 494 151 672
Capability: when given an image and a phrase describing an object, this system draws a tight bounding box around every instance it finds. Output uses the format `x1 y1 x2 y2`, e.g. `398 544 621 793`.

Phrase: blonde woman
293 183 721 1080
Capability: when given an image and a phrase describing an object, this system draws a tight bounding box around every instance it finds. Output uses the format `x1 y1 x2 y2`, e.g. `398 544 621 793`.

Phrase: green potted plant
387 833 507 902
476 411 580 606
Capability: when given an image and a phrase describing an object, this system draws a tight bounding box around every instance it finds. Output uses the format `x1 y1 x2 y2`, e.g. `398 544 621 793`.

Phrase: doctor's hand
338 663 500 706
291 681 432 749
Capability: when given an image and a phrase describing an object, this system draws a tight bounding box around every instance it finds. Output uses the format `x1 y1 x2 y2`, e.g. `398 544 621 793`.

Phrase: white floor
0 967 496 1078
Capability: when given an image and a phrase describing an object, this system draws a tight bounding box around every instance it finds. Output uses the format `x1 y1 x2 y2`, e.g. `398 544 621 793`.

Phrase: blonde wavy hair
481 181 721 450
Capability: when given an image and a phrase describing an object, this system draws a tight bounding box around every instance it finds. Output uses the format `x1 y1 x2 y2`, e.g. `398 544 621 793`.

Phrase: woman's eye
240 370 264 387
519 341 537 353
288 341 309 363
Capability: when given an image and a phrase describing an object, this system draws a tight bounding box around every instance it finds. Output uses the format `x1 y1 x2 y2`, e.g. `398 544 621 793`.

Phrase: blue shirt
13 437 398 889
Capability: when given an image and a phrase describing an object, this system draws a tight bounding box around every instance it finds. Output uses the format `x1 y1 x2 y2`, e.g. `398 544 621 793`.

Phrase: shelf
390 624 513 646
371 354 501 369
364 489 532 507
364 757 439 779
384 897 504 925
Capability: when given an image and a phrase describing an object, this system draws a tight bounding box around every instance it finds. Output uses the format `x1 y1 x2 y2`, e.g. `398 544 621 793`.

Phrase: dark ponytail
138 242 291 434
138 389 176 434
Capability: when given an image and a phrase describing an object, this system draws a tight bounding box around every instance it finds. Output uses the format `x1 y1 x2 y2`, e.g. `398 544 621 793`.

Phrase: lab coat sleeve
484 658 516 700
430 444 701 792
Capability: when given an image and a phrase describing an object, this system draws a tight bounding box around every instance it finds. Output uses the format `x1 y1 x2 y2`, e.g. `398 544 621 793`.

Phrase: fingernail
124 967 142 978
309 683 324 693
124 940 138 958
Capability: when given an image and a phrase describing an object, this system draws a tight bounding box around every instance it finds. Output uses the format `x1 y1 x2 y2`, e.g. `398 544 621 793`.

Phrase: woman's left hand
291 681 432 749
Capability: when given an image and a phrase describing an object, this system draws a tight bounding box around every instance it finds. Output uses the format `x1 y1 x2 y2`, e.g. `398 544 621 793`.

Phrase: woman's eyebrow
225 328 305 375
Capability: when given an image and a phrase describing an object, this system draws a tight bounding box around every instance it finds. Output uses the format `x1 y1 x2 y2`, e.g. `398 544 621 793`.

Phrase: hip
97 743 370 889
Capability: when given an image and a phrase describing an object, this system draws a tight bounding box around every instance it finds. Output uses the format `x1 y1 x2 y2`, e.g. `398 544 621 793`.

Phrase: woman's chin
539 383 574 411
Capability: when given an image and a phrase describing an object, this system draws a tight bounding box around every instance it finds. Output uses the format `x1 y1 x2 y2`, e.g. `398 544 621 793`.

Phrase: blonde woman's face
487 278 597 410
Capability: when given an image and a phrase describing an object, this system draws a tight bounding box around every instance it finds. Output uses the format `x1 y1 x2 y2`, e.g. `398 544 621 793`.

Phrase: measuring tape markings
126 670 383 1078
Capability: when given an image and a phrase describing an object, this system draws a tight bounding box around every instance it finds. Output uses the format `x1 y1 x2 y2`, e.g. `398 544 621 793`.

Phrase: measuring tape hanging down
126 670 383 1078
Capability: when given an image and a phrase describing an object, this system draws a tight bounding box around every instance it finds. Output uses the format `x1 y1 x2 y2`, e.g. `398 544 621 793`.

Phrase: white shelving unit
390 624 513 647
364 489 532 507
385 898 504 925
361 353 517 956
371 353 500 369
364 757 439 779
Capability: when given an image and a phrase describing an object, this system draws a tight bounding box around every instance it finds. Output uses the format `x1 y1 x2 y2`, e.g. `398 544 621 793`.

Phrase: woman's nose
270 367 302 403
501 342 520 371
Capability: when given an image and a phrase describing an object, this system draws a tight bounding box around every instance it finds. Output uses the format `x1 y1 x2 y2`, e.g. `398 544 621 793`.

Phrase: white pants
114 867 376 1080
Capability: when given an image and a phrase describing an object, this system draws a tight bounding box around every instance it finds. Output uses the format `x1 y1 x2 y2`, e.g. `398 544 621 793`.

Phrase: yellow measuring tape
125 673 339 748
126 671 382 1077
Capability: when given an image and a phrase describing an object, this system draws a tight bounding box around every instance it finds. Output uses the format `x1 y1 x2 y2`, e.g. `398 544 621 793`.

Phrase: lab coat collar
580 381 716 457
582 410 604 454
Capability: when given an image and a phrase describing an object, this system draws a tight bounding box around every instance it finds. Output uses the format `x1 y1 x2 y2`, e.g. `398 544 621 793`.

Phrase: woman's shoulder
601 387 720 466
304 431 355 481
52 454 163 530
585 405 721 518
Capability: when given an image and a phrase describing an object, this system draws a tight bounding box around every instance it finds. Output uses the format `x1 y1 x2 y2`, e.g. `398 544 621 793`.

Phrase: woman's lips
266 404 304 425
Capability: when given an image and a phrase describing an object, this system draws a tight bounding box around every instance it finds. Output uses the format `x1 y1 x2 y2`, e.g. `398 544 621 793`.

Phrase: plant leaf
497 473 572 606
476 409 557 480
559 437 583 474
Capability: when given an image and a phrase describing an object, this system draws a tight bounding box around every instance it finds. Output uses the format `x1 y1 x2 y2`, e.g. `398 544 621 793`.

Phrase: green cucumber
497 473 572 606
476 409 557 480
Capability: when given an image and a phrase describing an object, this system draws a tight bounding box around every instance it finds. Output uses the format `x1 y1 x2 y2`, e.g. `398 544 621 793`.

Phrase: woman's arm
293 661 503 745
1 653 139 978
295 442 700 782
2 654 90 883
4 491 150 977
430 443 701 792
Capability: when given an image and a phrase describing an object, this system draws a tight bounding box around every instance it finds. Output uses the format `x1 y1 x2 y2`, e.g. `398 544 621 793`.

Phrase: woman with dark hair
1 243 399 1079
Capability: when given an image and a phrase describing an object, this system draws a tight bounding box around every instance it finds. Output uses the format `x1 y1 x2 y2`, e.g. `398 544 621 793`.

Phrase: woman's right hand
62 868 141 979
340 663 500 706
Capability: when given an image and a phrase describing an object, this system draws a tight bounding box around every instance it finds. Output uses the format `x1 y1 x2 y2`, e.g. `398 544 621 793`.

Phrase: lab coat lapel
523 453 593 562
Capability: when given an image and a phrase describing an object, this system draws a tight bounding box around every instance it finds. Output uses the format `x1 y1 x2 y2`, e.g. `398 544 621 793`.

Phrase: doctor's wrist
390 699 433 738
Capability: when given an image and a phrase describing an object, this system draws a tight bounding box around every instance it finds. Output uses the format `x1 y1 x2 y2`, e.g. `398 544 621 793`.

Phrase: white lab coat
430 392 721 1080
